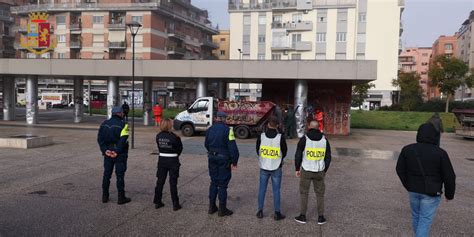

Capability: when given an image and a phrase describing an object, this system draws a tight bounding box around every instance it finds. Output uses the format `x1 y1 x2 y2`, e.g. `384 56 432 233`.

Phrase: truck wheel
235 126 250 139
181 124 194 137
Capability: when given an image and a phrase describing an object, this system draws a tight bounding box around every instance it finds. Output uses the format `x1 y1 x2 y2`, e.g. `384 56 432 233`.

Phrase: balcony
314 0 357 8
399 56 415 64
167 30 186 41
200 39 219 49
294 41 312 51
70 41 82 49
108 22 126 31
167 46 186 55
70 23 82 33
272 21 313 31
108 41 126 49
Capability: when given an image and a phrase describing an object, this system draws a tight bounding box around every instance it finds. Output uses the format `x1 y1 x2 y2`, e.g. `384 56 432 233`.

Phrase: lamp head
126 21 142 36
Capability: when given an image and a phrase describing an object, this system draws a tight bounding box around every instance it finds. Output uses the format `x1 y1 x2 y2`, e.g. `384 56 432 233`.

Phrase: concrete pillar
294 80 308 138
2 77 16 121
26 75 38 125
217 81 227 100
143 79 153 126
107 77 119 119
196 78 207 98
73 78 84 123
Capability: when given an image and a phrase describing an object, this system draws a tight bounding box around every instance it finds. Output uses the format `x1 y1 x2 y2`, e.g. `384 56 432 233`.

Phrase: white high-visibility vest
302 135 327 172
258 133 282 171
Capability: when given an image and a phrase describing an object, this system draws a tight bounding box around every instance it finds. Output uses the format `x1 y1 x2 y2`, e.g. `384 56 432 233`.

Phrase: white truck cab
173 97 217 136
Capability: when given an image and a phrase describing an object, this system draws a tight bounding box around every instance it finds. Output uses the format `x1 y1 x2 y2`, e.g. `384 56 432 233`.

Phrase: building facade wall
213 30 230 60
428 35 458 100
455 10 474 101
228 0 404 106
399 47 432 99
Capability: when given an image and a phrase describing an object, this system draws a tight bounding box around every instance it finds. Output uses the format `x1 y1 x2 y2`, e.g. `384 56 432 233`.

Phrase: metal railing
11 1 218 33
201 39 219 49
167 29 186 41
70 23 82 31
229 0 357 10
272 21 313 31
314 0 356 7
70 41 82 48
167 46 186 55
108 41 126 49
108 22 126 30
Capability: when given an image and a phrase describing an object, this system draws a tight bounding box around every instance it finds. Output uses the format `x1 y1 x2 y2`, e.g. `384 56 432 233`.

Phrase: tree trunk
445 93 450 113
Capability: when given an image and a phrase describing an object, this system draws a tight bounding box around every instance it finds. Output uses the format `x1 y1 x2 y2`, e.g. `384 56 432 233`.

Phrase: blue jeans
257 168 282 212
409 192 441 237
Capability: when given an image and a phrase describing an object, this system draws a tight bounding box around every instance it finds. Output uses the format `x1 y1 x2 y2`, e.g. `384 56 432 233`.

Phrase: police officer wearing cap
205 111 239 217
97 106 131 205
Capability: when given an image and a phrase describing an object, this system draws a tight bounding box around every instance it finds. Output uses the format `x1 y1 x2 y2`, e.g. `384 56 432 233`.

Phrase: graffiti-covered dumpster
173 97 275 139
453 109 474 139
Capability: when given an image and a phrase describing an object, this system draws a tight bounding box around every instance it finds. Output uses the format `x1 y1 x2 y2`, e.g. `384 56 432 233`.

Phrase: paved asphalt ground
0 109 473 236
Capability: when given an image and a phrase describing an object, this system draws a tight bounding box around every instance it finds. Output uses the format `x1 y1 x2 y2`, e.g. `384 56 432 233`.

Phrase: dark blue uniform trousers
208 155 232 206
102 156 127 194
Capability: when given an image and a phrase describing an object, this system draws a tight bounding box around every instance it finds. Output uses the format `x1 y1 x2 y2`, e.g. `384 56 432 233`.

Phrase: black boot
218 204 233 217
208 203 218 214
102 193 109 203
117 192 131 205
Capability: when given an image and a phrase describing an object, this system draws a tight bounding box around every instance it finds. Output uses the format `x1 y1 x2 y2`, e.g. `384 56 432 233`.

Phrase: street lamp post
127 21 142 149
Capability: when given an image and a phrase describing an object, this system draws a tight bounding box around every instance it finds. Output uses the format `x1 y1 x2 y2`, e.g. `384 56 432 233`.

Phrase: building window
131 16 143 24
93 16 104 24
292 13 302 23
243 35 250 45
57 53 66 59
258 15 266 25
422 53 429 57
220 50 225 56
421 71 427 75
272 54 281 60
316 33 326 42
273 15 282 23
292 33 302 47
336 32 346 42
315 53 326 60
337 10 348 22
317 9 327 23
93 34 104 47
57 34 66 43
291 54 301 60
335 53 346 60
356 53 365 60
243 14 251 25
359 13 366 22
56 15 66 25
258 54 265 60
258 35 265 43
220 38 226 42
357 33 366 43
444 44 453 50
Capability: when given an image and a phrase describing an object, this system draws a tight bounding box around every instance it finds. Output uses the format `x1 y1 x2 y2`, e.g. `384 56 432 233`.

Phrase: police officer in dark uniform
97 106 131 205
205 111 239 217
153 118 183 211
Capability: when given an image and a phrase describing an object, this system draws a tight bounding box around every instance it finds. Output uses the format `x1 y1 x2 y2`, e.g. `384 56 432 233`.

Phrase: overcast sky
192 0 474 47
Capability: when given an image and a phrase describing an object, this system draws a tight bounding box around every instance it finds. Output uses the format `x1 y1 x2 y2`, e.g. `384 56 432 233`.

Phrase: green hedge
351 110 457 132
380 100 474 112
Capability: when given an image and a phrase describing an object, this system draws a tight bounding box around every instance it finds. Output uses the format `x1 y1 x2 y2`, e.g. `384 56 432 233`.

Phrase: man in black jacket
294 120 331 225
396 123 456 237
255 116 288 220
97 106 131 205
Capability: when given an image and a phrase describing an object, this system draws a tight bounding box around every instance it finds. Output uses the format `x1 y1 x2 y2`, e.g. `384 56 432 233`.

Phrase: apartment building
228 0 404 106
0 0 15 58
12 0 219 60
213 30 230 60
399 47 432 99
10 0 219 105
428 35 458 100
455 10 474 101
